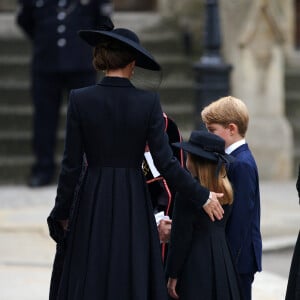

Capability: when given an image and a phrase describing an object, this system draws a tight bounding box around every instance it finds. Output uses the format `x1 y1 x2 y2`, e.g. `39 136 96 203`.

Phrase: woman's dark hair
93 39 137 71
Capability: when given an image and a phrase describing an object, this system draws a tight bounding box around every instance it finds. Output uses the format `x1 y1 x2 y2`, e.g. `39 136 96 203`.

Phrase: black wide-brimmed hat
78 18 161 71
172 131 233 164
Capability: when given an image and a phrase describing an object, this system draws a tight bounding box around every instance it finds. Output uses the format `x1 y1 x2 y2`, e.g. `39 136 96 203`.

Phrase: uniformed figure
142 113 185 263
16 0 113 187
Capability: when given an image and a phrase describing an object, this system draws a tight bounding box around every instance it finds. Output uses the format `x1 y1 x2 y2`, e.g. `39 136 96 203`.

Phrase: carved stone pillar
219 0 293 180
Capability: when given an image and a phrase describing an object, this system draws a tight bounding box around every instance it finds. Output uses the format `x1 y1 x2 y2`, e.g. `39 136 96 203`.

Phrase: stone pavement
0 180 299 300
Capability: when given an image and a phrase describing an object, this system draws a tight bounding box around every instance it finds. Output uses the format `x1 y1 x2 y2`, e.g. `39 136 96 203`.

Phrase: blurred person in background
16 0 113 187
285 164 300 300
143 112 185 263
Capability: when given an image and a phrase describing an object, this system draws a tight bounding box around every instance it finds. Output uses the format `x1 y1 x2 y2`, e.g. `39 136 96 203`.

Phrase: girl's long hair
189 154 233 205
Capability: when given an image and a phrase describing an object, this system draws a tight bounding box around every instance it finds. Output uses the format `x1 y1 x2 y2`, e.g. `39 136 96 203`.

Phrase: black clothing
144 114 185 262
16 0 112 72
31 71 96 178
285 167 300 300
166 193 243 300
16 0 112 180
48 77 210 300
285 231 300 300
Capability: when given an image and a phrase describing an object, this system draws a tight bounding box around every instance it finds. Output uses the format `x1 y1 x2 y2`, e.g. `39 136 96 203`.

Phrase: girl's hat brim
172 130 234 163
78 29 161 71
172 141 219 162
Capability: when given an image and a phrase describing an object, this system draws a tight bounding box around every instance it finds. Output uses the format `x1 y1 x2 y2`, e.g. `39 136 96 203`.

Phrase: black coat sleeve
147 94 210 210
165 193 194 278
50 90 84 220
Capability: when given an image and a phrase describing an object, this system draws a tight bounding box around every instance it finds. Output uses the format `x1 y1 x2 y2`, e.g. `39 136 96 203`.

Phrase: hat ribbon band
214 153 231 178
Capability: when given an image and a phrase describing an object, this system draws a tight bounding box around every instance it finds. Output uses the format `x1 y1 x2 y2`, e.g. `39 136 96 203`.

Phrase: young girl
166 130 243 300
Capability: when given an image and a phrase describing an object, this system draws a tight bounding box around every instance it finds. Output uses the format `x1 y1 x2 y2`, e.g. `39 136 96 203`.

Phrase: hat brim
78 30 161 71
172 141 218 162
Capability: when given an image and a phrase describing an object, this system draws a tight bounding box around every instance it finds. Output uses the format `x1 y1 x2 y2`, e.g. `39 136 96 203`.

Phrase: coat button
58 0 67 7
35 0 44 7
57 24 66 34
57 38 67 47
57 11 66 21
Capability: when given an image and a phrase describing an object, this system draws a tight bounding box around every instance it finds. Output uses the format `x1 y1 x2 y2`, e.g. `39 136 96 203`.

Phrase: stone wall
0 0 17 12
219 0 293 179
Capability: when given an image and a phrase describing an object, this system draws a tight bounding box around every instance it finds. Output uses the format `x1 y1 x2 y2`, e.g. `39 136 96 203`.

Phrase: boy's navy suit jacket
226 143 262 274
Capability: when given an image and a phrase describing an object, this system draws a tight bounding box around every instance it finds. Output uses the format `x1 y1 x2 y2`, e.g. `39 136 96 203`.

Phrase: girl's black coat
48 76 210 300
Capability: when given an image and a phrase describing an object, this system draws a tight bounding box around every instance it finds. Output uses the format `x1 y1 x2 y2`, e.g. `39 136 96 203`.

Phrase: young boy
201 96 262 300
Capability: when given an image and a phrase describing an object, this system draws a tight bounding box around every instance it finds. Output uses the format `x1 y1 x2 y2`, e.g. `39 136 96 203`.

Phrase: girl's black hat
172 131 234 164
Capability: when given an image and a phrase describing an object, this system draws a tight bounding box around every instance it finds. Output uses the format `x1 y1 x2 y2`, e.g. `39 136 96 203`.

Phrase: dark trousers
285 231 300 300
239 273 254 300
31 70 96 175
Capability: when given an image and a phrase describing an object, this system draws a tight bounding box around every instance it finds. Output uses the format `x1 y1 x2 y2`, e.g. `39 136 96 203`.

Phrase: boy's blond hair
201 96 249 137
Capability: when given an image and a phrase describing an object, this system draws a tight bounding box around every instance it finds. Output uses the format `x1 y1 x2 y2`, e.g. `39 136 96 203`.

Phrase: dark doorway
114 0 156 11
296 0 300 49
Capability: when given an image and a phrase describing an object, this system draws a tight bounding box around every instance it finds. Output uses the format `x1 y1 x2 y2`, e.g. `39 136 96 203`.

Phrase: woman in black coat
166 131 243 300
47 20 225 300
285 165 300 300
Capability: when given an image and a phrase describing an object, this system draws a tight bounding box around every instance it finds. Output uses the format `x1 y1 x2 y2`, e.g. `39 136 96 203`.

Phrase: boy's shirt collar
225 139 246 154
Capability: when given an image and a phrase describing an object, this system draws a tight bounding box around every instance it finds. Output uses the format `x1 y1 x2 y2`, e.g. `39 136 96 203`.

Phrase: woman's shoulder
71 84 98 97
69 85 101 107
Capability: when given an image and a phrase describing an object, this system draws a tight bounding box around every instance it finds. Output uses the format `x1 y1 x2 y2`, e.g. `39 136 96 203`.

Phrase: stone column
219 0 293 180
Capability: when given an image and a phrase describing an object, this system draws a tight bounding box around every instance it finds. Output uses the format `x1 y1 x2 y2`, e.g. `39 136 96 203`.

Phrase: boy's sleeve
226 160 258 261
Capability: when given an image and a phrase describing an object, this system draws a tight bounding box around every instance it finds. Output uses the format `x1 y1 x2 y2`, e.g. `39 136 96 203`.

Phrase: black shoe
28 172 53 188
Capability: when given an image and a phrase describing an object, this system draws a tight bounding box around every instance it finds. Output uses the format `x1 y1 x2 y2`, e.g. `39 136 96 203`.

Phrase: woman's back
73 77 156 167
54 76 171 299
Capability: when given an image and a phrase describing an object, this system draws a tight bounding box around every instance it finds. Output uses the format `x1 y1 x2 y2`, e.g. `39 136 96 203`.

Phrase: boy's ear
228 123 238 135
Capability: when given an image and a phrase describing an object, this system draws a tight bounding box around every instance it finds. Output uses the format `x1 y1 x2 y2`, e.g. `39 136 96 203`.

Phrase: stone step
0 54 194 82
0 155 62 184
285 68 300 93
0 56 30 81
0 131 65 156
159 80 194 104
141 32 194 57
0 31 186 59
0 157 32 184
0 38 31 56
0 105 67 131
0 103 193 157
285 91 300 118
0 81 30 105
0 79 195 106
